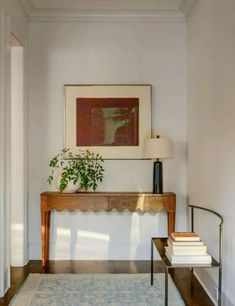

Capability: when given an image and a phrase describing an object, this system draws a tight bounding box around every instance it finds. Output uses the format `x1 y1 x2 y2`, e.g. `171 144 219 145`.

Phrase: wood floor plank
0 260 214 306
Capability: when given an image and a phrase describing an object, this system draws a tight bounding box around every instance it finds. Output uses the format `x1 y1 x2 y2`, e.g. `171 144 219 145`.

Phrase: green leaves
47 148 104 192
75 150 104 191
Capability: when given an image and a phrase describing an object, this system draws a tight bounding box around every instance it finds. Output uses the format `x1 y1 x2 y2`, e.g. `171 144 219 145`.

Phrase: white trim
0 12 5 295
19 1 196 22
29 9 186 22
11 45 27 267
194 270 217 306
0 10 11 298
180 0 196 17
23 41 29 265
18 0 34 17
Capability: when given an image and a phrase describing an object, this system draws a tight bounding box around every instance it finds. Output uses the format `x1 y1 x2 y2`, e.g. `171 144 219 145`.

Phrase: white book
168 236 204 246
165 246 207 256
165 247 212 264
165 253 212 265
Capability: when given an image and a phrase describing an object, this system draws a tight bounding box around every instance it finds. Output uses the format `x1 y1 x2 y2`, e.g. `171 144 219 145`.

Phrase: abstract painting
65 85 151 159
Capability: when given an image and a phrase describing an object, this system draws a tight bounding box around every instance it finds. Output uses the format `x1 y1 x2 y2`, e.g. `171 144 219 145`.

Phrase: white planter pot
56 174 80 193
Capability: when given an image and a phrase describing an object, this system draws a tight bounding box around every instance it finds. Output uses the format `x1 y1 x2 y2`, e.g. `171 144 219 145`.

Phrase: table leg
190 267 194 294
218 267 222 306
165 267 168 306
167 211 175 236
41 210 50 268
151 240 153 285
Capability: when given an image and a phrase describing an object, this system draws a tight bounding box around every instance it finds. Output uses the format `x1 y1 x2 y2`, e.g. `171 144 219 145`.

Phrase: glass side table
151 204 223 306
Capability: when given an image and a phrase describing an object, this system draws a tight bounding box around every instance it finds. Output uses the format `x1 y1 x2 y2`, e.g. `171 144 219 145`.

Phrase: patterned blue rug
10 273 185 306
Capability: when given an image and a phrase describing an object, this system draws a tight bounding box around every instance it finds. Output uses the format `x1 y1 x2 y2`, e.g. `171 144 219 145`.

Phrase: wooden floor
0 260 214 306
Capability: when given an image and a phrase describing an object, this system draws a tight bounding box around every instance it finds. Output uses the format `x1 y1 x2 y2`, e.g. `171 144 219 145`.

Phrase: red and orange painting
76 98 139 146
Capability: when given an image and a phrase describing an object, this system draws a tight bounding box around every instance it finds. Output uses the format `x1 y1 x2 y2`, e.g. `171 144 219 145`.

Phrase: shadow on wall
49 210 167 260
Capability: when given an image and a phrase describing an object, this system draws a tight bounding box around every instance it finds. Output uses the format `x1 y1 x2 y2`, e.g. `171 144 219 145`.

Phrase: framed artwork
64 84 152 159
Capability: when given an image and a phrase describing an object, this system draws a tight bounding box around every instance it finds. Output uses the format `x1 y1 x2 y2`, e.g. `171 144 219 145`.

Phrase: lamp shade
144 137 173 159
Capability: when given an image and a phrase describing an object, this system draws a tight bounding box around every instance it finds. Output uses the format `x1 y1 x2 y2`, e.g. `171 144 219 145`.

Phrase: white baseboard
194 270 234 306
194 270 217 305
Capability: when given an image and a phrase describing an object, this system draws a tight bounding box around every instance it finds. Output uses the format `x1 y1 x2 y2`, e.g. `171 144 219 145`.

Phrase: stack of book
165 232 212 264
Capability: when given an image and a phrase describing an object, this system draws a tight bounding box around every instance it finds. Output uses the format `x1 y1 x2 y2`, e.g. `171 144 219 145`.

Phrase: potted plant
47 148 104 192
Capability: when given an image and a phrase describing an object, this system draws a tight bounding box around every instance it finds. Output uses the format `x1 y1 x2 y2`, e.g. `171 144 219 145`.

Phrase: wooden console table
40 191 176 267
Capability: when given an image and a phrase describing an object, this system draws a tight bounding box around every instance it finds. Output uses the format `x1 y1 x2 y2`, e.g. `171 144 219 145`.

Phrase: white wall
187 0 235 305
28 18 187 260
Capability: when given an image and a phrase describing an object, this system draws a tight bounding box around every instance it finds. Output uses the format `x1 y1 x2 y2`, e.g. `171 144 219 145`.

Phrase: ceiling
19 0 195 20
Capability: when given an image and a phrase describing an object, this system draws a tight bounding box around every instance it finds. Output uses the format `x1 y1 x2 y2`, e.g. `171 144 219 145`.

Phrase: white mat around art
10 273 185 306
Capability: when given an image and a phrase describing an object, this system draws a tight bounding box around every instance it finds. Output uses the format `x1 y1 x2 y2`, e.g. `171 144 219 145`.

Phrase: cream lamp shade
143 137 173 159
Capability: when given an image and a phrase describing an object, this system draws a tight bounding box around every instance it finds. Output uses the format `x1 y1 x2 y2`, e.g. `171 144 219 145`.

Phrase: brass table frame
151 204 223 306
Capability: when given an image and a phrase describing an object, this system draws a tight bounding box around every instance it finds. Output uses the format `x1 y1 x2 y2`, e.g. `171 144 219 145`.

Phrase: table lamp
144 135 173 194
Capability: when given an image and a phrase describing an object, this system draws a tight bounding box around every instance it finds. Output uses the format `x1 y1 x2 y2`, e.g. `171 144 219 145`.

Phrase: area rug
10 273 185 306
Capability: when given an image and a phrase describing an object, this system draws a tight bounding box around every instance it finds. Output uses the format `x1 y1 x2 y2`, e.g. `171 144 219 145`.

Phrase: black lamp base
153 160 163 194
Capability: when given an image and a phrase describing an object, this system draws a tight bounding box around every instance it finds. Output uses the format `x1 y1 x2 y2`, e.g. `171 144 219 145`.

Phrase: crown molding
180 0 196 17
18 0 34 17
29 9 186 22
